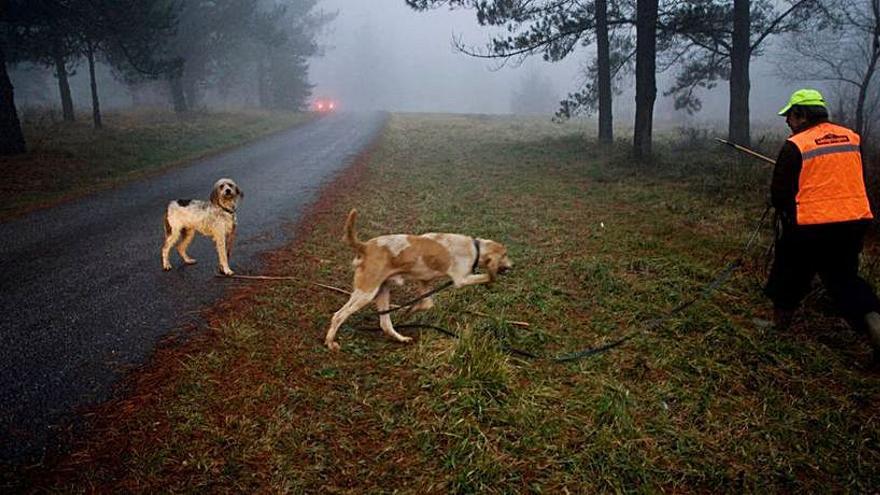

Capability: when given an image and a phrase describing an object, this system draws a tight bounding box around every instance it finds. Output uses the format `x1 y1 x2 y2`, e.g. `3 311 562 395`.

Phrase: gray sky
309 0 582 114
309 0 798 125
7 0 806 126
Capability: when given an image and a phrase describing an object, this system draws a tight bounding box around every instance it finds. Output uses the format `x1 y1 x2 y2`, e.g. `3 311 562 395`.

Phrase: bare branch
750 0 814 52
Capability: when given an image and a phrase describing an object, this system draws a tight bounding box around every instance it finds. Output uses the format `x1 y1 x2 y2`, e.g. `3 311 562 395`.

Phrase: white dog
161 178 243 275
324 209 513 351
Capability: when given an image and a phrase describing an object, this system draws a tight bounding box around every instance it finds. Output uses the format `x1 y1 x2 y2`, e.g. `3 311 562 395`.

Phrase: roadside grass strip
23 114 880 493
0 108 313 219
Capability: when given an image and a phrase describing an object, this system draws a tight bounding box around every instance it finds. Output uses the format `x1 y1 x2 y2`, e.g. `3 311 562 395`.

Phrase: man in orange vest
766 88 880 365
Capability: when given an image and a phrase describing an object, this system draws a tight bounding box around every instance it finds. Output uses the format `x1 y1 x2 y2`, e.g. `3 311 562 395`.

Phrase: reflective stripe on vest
787 122 873 225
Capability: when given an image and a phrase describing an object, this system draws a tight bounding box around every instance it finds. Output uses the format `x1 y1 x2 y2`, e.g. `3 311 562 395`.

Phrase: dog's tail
343 209 365 254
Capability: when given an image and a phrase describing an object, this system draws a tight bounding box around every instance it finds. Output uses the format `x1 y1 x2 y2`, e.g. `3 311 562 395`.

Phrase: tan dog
161 178 243 275
324 209 513 351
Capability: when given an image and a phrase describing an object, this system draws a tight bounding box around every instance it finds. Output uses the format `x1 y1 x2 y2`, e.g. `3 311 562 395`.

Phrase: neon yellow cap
778 89 826 116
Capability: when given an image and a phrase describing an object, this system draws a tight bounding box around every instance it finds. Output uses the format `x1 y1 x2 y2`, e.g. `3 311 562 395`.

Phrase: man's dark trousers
766 219 880 331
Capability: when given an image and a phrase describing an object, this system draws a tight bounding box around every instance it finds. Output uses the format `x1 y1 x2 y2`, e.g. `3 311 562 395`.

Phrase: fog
8 0 804 127
309 0 581 115
310 0 796 126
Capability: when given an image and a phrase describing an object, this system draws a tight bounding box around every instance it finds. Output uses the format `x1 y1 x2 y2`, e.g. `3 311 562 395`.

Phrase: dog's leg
176 228 197 265
325 287 378 351
162 227 182 271
213 235 234 276
225 225 236 259
406 281 435 314
375 285 412 344
450 273 492 288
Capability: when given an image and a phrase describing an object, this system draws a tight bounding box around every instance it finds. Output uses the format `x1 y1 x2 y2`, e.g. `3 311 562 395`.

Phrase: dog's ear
485 244 502 282
236 186 243 199
483 241 510 282
487 256 499 282
210 184 221 206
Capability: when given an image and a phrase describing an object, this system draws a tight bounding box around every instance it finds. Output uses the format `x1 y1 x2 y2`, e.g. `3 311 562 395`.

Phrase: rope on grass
550 204 773 362
219 273 528 327
221 274 359 297
220 204 770 365
221 274 299 281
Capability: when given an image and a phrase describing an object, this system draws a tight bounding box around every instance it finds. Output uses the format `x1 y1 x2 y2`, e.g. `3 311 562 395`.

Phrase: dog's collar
220 204 236 216
471 238 481 273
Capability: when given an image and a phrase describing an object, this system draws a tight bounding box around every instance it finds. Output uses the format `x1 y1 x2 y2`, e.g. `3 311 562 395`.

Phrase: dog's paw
183 258 197 265
220 267 234 276
162 264 172 271
326 341 341 352
399 336 413 344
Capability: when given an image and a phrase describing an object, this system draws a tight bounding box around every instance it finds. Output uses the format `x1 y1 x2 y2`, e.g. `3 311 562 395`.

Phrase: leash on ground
536 203 773 363
222 205 767 361
372 281 455 316
222 273 535 349
220 273 527 327
347 209 764 363
221 203 770 363
221 274 353 296
221 274 453 316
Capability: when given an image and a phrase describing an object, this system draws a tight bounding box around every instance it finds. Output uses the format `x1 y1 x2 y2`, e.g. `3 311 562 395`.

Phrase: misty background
309 0 793 126
8 0 799 127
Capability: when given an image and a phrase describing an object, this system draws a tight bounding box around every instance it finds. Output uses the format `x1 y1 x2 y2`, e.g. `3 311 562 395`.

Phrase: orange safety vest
787 122 873 225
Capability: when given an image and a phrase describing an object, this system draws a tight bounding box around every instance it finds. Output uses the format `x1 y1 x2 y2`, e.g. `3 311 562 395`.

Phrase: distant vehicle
311 98 337 113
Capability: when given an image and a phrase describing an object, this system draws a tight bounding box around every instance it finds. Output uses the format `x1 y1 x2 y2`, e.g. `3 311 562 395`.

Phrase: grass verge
0 108 314 220
11 114 880 493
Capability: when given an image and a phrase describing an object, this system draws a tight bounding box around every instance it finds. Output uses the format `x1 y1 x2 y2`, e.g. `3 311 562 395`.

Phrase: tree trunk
633 0 657 160
0 42 26 155
86 45 102 130
168 74 187 113
52 41 75 122
855 0 880 136
855 57 876 137
596 0 613 144
728 0 751 146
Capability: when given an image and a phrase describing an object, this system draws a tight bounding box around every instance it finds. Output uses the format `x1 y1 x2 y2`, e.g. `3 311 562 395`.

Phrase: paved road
0 112 387 462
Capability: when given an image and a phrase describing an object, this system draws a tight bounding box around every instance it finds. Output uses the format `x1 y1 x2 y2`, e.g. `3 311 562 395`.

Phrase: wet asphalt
0 111 387 462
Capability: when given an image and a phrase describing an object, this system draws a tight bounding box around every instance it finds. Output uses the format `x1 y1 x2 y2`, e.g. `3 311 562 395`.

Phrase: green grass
12 113 880 493
0 107 313 219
